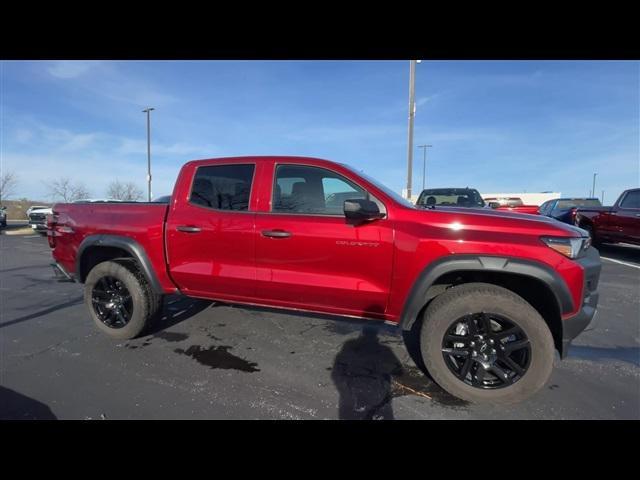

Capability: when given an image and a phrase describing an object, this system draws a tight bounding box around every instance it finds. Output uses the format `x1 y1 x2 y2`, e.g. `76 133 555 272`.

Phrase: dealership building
479 192 561 206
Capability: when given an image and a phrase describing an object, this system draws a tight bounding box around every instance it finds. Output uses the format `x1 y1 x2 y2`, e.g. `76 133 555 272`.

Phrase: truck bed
49 202 177 292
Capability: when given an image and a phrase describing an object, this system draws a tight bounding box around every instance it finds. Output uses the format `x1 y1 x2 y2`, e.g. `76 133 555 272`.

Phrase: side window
190 164 255 211
619 190 640 209
272 164 382 215
540 201 550 215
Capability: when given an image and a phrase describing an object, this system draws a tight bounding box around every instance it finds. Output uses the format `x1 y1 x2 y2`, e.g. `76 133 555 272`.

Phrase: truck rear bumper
560 246 601 358
51 262 76 282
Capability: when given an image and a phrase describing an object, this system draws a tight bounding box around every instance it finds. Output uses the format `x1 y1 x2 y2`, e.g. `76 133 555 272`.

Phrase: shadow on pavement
0 386 57 420
0 297 84 329
331 326 402 420
568 345 640 367
330 325 468 419
145 294 213 335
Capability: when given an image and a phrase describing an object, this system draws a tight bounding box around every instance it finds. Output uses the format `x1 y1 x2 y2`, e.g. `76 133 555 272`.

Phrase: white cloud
116 138 220 158
13 129 33 143
47 61 100 79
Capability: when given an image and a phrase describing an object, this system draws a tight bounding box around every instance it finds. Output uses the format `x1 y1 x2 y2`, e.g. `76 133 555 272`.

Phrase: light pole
417 144 432 190
406 60 419 200
142 107 155 202
591 173 597 198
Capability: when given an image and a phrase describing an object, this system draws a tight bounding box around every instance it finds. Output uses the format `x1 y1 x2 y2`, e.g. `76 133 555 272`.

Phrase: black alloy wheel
441 312 531 389
91 275 134 329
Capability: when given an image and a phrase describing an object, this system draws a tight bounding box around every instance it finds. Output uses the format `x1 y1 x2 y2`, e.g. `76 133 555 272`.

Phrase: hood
413 205 588 237
30 207 53 215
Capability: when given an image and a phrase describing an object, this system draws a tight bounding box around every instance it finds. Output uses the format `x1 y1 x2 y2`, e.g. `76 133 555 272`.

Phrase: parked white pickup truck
28 207 53 233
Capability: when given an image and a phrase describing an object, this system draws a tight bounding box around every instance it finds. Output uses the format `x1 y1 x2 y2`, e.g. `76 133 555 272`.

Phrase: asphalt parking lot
1 230 638 419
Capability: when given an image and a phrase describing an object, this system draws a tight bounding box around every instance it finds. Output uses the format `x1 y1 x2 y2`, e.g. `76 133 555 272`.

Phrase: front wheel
84 260 162 340
420 282 554 404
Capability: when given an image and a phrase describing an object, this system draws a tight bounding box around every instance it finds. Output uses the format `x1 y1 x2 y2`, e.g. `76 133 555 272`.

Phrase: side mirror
344 199 385 222
488 202 500 209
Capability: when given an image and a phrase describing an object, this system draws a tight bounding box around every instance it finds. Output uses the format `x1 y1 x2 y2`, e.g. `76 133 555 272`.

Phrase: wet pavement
1 234 638 419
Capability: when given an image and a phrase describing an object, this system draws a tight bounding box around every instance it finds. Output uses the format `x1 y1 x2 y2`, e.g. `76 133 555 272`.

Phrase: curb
1 227 38 236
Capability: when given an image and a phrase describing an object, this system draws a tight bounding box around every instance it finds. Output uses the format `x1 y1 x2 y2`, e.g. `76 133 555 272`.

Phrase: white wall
480 192 561 206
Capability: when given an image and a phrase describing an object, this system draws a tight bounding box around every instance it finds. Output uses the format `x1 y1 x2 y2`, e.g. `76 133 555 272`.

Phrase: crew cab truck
575 188 640 246
47 156 601 404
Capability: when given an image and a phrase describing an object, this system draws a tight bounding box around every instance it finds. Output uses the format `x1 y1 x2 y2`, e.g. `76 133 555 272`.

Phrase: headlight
541 236 591 259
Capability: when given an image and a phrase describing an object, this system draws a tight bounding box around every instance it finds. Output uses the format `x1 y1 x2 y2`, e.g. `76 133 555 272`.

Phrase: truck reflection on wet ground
174 345 260 372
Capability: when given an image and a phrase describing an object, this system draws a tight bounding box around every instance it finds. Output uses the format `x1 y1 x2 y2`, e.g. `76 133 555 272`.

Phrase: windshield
417 188 485 208
556 199 602 210
342 165 415 208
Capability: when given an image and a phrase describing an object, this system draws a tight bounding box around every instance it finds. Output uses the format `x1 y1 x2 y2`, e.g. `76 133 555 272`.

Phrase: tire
84 260 162 340
420 282 554 404
582 224 601 248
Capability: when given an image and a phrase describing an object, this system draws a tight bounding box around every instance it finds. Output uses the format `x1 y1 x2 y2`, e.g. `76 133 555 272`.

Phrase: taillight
46 212 58 248
570 207 578 225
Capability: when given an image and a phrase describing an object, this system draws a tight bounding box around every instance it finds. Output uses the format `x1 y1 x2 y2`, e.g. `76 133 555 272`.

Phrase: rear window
556 199 602 210
417 189 485 207
190 164 255 211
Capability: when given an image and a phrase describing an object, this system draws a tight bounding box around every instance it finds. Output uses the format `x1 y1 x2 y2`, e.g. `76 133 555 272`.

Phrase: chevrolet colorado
574 188 640 246
47 156 601 404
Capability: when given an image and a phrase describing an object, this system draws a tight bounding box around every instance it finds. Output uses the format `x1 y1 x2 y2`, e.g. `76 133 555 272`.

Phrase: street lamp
406 60 419 200
142 107 155 202
591 172 597 198
417 144 432 190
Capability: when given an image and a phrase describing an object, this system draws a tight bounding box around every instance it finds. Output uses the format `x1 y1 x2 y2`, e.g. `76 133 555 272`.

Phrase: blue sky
1 60 638 202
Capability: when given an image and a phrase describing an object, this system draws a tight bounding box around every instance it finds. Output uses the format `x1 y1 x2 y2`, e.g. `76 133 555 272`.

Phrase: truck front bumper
560 246 601 358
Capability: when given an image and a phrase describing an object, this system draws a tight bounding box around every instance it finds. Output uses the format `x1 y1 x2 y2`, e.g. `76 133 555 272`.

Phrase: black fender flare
399 254 574 330
76 234 163 293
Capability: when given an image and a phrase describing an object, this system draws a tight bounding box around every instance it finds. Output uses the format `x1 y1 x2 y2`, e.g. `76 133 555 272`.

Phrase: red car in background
485 197 540 215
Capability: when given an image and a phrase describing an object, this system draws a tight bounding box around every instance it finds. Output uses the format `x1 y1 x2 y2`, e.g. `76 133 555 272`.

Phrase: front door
254 163 394 318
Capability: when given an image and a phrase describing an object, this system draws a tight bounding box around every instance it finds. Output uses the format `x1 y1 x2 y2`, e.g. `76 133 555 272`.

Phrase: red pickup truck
47 156 601 404
575 188 640 246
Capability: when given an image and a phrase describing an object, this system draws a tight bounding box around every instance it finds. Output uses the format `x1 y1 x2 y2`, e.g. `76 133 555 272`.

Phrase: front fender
399 254 574 330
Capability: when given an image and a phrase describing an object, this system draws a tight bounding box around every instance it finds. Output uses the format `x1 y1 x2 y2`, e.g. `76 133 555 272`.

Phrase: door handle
261 229 292 238
176 225 202 233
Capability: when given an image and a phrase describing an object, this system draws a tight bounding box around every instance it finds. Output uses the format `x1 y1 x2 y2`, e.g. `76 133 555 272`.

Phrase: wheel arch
77 235 163 294
399 255 574 355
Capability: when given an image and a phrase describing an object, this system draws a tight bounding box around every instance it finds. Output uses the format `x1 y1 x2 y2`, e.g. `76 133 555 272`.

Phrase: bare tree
0 171 18 203
47 177 91 203
107 180 143 201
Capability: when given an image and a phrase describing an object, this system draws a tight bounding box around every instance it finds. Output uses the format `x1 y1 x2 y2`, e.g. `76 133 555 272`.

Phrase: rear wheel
84 260 162 339
582 224 601 248
420 282 554 404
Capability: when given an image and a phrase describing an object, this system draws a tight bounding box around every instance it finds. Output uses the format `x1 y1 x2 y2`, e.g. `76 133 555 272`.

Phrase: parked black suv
539 198 602 225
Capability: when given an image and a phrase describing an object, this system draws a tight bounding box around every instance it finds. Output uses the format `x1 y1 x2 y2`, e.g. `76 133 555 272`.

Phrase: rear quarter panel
50 203 176 292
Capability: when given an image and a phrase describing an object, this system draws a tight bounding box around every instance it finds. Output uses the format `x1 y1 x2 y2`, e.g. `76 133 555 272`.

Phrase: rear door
253 163 394 319
165 162 258 301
